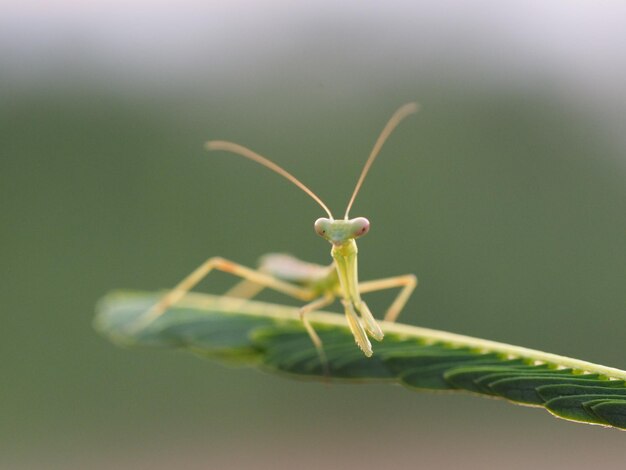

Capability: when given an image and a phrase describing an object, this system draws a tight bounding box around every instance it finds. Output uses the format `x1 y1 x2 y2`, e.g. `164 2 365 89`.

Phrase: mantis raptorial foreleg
358 274 418 323
342 299 372 356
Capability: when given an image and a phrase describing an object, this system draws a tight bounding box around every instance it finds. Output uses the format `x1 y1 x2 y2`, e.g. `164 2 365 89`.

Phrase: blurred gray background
2 2 626 468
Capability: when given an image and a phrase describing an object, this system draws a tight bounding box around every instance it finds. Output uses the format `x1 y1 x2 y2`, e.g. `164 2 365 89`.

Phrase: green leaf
588 400 626 428
95 291 626 430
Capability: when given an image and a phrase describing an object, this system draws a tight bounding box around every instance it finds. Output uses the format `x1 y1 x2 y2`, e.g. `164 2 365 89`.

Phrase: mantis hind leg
224 279 266 299
131 256 315 332
358 274 418 323
224 259 292 300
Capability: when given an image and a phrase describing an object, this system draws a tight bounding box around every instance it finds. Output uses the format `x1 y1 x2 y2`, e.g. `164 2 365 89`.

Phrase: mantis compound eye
314 218 331 237
351 217 370 238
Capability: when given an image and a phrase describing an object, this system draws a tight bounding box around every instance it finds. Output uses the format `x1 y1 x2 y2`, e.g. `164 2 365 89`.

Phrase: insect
135 102 419 361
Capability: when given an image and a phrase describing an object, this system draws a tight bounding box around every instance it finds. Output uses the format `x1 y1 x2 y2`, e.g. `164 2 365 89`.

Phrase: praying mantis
135 102 419 361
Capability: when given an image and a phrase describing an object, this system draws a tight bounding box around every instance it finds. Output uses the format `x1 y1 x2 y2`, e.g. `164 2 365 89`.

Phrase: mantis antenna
344 102 420 219
205 140 334 219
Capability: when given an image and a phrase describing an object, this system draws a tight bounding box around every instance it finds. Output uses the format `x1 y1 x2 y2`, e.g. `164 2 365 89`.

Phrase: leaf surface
95 291 626 430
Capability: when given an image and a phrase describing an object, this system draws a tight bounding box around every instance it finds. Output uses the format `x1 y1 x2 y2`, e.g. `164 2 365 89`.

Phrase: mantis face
314 217 370 246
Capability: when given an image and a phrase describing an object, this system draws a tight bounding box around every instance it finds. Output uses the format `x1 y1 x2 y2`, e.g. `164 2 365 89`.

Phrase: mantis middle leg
358 274 418 323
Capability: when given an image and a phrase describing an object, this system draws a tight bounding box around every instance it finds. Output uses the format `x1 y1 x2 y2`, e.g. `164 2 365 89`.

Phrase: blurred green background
2 3 626 469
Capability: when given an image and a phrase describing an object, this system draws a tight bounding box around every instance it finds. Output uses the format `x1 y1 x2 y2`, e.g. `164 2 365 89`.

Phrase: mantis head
314 217 370 246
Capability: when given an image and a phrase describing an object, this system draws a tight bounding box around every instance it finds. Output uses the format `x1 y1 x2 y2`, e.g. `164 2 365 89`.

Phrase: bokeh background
2 2 626 468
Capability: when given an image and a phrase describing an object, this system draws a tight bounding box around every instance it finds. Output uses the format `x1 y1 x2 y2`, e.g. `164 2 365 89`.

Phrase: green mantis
136 102 419 360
